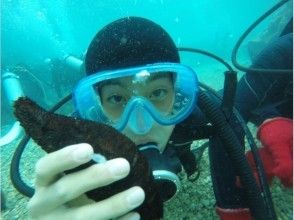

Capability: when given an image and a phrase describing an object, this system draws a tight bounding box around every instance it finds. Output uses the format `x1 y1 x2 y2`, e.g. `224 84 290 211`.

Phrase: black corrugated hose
198 90 275 220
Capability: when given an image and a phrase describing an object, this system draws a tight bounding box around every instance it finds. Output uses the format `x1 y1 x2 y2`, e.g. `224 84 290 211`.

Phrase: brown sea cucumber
14 97 162 219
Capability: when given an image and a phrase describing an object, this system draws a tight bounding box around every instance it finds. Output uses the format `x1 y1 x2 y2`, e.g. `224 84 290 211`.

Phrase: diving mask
73 63 198 133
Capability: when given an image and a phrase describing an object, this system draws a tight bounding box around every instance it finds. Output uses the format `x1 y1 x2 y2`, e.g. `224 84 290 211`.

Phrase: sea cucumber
14 97 163 219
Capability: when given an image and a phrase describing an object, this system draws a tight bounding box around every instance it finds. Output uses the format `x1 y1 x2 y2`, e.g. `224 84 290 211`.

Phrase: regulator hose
198 90 276 220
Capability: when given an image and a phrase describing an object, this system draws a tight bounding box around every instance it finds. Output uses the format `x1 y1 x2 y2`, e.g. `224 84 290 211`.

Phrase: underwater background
1 0 293 219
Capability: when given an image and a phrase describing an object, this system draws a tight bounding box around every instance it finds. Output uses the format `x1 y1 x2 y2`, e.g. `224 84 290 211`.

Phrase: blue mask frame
73 62 199 132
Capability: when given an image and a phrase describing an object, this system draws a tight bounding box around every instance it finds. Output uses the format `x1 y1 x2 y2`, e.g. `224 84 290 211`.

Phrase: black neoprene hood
85 17 180 75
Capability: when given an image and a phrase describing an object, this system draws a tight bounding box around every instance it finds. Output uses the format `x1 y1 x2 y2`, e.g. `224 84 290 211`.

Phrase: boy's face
99 73 175 152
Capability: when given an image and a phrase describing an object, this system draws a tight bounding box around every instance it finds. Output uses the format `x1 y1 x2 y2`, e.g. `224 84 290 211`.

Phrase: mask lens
96 70 175 127
95 78 130 122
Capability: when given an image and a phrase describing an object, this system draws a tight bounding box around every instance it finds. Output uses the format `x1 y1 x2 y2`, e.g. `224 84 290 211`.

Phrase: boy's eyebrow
98 79 122 88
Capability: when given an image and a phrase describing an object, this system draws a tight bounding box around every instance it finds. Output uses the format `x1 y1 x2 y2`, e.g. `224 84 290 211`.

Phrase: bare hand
28 143 145 220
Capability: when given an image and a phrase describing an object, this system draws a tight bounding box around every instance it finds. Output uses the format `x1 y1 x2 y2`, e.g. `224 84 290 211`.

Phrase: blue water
1 0 282 65
1 0 292 134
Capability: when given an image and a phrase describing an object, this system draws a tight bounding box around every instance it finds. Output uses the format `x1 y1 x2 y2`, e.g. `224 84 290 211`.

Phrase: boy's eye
107 95 127 104
150 89 167 100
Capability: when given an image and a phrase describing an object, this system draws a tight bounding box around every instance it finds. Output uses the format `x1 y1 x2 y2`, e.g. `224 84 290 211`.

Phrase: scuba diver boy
27 16 194 220
26 16 286 220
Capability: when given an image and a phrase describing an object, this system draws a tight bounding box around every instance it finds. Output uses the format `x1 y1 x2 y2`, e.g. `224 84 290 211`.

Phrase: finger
67 194 95 207
35 143 94 187
117 212 140 220
29 158 130 216
28 205 69 220
58 186 145 220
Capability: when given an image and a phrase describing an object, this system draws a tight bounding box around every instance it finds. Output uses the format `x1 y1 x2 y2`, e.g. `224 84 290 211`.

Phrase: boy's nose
128 104 154 135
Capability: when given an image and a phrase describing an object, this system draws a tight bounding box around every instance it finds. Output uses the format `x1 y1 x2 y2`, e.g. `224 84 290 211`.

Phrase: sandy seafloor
1 129 292 220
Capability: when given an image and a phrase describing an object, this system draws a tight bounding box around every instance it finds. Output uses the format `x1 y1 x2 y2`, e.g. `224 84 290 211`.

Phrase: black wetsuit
235 31 293 125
